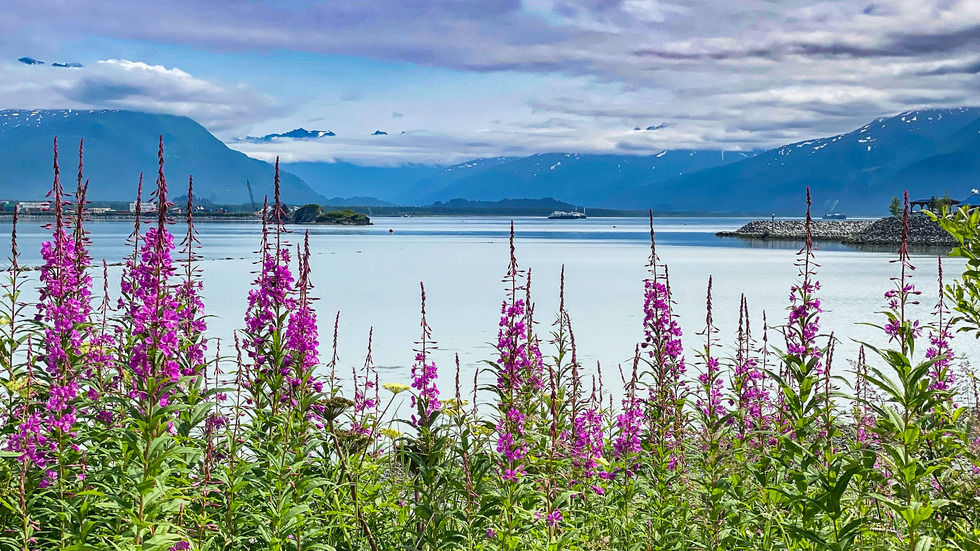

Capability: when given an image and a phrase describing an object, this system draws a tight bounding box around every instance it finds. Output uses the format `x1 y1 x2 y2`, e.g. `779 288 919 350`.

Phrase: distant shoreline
0 209 781 220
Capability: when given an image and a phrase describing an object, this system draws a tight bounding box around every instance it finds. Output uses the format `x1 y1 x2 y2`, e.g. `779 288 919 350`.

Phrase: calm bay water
3 216 971 404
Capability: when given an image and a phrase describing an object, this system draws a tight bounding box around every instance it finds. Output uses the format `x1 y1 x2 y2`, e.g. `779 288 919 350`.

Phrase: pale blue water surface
3 216 972 405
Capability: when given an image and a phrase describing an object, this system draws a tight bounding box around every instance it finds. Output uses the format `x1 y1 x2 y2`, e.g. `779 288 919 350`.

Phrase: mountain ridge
243 128 336 141
609 107 980 214
4 107 980 213
0 109 327 204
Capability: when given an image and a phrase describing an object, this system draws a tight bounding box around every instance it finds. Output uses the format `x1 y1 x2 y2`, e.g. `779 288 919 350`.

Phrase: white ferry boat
547 210 587 220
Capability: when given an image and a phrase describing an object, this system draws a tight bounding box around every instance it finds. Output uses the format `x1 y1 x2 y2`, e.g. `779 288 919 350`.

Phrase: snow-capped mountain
408 151 753 205
611 107 980 213
0 109 326 204
17 57 83 68
242 128 336 142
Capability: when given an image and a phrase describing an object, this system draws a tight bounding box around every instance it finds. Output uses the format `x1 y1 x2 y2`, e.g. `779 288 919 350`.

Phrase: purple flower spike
411 282 440 427
926 256 954 393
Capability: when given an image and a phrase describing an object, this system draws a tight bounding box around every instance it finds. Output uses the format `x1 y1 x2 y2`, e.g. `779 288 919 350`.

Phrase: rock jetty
716 220 872 240
844 216 956 246
717 216 955 246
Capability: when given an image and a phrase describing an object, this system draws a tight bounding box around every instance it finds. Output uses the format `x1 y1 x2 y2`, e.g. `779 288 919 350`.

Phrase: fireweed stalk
860 192 962 551
243 172 296 413
352 327 377 435
491 222 548 548
926 256 954 394
239 161 330 549
6 206 50 471
494 222 536 484
410 282 439 429
639 210 686 469
778 188 826 439
566 267 604 489
175 176 207 379
771 189 863 551
613 349 644 478
284 230 323 426
126 139 180 395
121 137 190 548
881 192 922 356
1 204 22 383
692 276 737 551
36 139 94 493
27 140 97 551
730 295 768 444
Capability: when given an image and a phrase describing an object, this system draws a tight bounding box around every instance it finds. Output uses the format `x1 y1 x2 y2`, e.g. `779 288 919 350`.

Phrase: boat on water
822 200 846 219
547 211 587 220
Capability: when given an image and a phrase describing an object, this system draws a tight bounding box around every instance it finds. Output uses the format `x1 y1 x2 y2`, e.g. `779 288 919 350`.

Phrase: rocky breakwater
716 219 873 241
842 215 955 246
717 216 956 246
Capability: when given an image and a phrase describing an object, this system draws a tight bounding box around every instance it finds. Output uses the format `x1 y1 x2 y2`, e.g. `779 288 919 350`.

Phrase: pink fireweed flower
493 223 544 480
571 406 604 476
284 232 319 387
926 257 954 392
786 286 822 361
696 357 727 420
730 297 771 440
613 404 644 460
410 282 440 427
127 138 182 396
244 247 295 370
881 192 921 357
7 409 55 468
546 509 562 528
641 212 687 462
243 160 297 386
696 277 725 420
641 278 686 448
175 176 207 376
496 407 529 480
641 280 685 370
614 352 645 478
410 352 440 424
36 138 93 445
128 224 180 384
495 296 544 395
352 328 378 434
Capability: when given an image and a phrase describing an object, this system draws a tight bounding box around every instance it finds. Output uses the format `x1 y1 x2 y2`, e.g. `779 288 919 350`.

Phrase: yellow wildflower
383 382 410 394
379 428 402 439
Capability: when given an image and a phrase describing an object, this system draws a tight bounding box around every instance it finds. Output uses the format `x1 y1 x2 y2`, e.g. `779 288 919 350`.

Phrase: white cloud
4 0 980 163
0 58 278 131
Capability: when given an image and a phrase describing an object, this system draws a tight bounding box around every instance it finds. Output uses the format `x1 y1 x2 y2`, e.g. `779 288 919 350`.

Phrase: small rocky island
717 216 956 246
290 204 372 226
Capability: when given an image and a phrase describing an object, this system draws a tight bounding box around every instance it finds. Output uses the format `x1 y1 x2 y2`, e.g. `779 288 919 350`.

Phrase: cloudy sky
2 0 979 165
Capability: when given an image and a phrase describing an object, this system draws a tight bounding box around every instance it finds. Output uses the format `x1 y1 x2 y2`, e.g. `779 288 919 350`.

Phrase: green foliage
3 199 980 551
930 206 980 338
889 197 902 218
290 204 371 225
